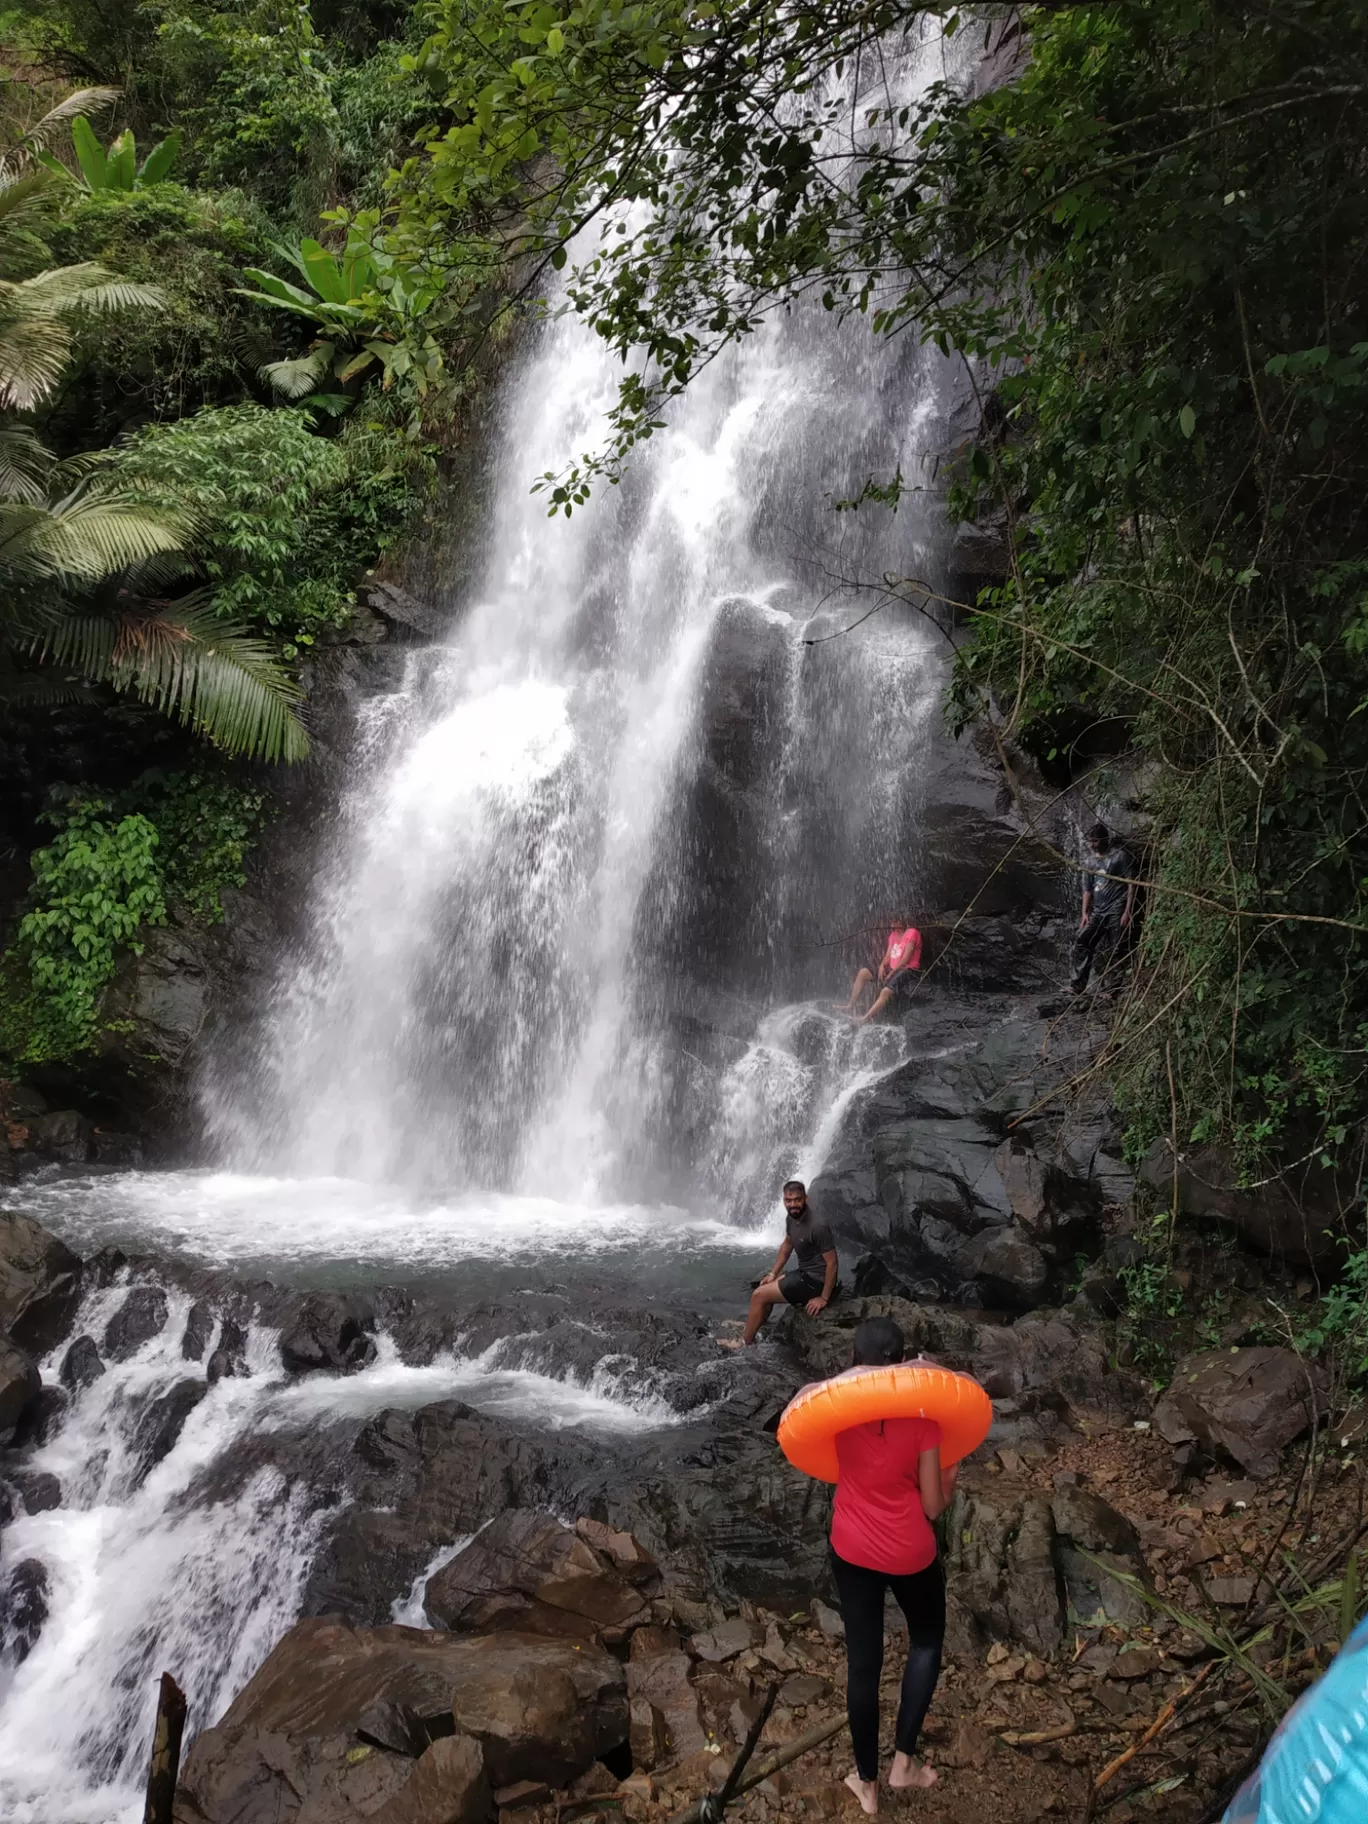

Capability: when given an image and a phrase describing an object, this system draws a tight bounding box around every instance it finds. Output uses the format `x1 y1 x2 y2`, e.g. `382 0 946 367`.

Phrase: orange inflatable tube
777 1363 992 1483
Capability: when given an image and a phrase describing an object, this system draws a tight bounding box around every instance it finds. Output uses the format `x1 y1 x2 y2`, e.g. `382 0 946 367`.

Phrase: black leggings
830 1548 945 1782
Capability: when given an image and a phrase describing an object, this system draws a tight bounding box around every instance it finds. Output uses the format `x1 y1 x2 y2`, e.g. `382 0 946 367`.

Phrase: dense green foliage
0 771 266 1063
0 2 439 1072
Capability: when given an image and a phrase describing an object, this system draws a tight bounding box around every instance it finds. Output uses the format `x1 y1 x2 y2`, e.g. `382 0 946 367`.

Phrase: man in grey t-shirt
1070 821 1138 993
734 1179 840 1346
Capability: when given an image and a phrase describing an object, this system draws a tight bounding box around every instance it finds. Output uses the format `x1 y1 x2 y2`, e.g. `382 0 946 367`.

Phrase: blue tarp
1223 1616 1368 1822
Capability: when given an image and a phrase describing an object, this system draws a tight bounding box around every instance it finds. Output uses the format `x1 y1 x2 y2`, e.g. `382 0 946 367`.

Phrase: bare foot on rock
888 1752 938 1790
844 1772 878 1814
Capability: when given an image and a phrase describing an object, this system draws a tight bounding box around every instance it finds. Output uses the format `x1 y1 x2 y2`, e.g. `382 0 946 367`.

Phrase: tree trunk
143 1673 188 1824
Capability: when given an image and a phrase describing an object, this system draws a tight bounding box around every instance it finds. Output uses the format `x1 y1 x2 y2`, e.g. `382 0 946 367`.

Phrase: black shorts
885 967 919 1003
782 1272 836 1306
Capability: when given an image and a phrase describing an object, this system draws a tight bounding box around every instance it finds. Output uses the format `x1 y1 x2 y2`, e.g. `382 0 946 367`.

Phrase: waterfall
2 25 983 1820
203 34 966 1218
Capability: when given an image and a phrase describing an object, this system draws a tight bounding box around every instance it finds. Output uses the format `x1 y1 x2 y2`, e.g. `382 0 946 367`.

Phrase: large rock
178 1618 626 1824
279 1293 377 1374
0 1557 49 1663
424 1510 654 1641
1152 1347 1327 1479
104 1284 169 1360
0 1210 81 1352
944 1480 1150 1655
0 1334 40 1441
809 1000 1109 1309
626 1649 708 1766
368 1734 490 1824
1143 1142 1355 1268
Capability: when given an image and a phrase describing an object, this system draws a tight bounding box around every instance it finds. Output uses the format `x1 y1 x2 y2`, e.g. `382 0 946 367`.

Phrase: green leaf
1178 405 1196 438
70 116 108 190
137 129 181 186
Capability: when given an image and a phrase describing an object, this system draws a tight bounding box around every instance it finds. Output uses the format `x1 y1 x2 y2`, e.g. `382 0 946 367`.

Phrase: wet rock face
810 994 1121 1309
1152 1346 1327 1479
0 1210 81 1353
279 1293 377 1374
104 1284 170 1360
178 1619 626 1821
424 1510 656 1642
0 1557 49 1663
0 1335 39 1442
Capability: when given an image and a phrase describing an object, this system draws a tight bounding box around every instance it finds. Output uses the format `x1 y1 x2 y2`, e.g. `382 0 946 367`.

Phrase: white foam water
0 1288 689 1824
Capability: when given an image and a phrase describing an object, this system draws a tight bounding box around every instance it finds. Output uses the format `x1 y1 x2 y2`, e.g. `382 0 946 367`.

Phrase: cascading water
203 173 954 1217
1 22 983 1821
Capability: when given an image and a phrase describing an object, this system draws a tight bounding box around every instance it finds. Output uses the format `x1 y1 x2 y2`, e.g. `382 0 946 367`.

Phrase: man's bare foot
888 1753 937 1790
843 1772 878 1814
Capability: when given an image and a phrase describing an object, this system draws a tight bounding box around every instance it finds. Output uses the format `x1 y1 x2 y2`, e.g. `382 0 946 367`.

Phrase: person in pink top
827 1315 957 1813
834 925 923 1023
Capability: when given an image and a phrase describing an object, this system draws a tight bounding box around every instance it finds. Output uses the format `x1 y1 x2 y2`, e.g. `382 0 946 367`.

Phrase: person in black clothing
734 1179 839 1346
1070 821 1137 994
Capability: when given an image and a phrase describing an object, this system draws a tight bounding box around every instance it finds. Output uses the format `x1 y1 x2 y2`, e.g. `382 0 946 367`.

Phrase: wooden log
667 1712 848 1824
143 1672 188 1824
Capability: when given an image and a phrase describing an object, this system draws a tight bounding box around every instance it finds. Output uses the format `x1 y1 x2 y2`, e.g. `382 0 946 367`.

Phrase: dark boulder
103 1284 170 1360
0 1210 81 1352
11 1468 61 1514
0 1557 49 1662
0 1333 40 1440
810 1002 1111 1308
424 1510 654 1641
182 1300 215 1361
29 1108 93 1162
60 1333 106 1392
1152 1346 1327 1480
279 1293 377 1374
131 1378 208 1476
207 1315 248 1384
305 1403 572 1623
1143 1141 1356 1269
12 1384 67 1446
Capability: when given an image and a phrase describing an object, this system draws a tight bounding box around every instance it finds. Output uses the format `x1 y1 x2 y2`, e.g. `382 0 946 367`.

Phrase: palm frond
0 89 121 183
0 169 56 233
0 492 187 585
0 668 102 713
5 262 164 313
35 594 309 761
0 427 56 504
0 314 72 411
261 347 331 399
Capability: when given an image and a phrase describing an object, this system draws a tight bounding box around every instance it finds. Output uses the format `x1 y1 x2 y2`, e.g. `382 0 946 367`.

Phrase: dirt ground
584 1418 1366 1824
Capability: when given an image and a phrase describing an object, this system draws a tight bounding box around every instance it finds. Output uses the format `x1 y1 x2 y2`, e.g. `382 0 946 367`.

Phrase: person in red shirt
827 1316 958 1812
834 925 922 1023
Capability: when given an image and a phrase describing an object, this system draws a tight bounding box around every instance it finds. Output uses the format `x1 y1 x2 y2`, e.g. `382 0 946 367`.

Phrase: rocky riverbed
1 1174 1353 1824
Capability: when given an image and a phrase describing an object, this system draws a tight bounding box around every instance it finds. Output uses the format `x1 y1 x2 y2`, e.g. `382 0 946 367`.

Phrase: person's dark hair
783 1179 806 1196
852 1315 905 1366
1086 821 1110 849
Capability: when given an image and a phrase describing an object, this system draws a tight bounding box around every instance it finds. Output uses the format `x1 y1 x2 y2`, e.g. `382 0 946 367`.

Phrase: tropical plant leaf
0 312 73 412
299 238 348 306
70 116 108 190
139 130 181 186
107 129 137 191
